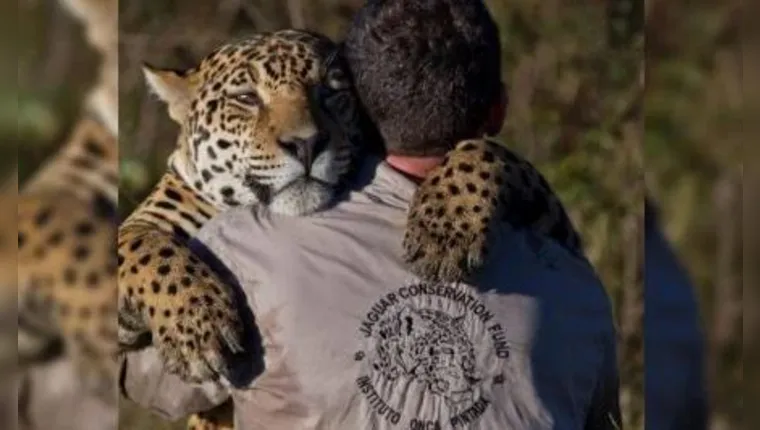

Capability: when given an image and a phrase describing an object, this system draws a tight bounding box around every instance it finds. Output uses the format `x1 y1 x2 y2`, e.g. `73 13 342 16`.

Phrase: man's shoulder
482 224 597 277
477 224 612 314
196 205 296 254
193 203 362 271
191 206 282 282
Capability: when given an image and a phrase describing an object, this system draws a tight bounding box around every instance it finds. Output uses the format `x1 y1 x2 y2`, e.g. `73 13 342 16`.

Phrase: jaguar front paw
403 139 506 283
118 231 245 383
403 138 585 283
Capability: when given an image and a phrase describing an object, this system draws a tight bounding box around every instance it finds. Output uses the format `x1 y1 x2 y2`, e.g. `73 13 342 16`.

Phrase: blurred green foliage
645 1 742 427
13 0 98 182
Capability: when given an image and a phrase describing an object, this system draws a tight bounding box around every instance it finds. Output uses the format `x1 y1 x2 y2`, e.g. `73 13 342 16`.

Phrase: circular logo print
354 283 510 429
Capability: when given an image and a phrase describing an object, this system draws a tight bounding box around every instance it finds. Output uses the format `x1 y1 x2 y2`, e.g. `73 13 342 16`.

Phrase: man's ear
483 81 508 136
142 63 196 123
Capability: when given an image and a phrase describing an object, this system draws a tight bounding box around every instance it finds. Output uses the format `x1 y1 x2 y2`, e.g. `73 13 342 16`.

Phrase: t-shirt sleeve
119 347 230 421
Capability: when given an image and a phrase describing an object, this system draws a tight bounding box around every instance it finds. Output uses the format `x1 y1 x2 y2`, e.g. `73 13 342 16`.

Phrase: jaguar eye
326 68 349 90
232 92 261 106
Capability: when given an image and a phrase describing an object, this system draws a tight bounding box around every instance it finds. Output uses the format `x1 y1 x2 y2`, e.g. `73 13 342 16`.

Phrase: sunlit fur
147 30 362 216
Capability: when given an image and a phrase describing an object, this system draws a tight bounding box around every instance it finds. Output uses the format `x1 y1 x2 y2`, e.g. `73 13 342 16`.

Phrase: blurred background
645 2 742 430
12 0 743 429
15 0 98 182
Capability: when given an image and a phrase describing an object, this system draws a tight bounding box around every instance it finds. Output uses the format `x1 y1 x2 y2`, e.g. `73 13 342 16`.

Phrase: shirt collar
350 156 418 209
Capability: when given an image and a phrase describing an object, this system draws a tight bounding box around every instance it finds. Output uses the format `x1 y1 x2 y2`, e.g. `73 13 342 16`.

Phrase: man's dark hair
344 0 502 156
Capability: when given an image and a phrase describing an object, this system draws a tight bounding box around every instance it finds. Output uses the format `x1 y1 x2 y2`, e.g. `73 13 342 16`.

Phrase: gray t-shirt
121 158 620 430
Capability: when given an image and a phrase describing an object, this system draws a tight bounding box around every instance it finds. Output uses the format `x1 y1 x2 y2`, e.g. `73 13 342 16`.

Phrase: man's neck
385 154 444 183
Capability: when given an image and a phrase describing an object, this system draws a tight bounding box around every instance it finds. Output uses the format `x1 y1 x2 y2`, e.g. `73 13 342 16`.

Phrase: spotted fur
116 30 364 429
16 115 119 402
12 0 120 408
182 132 586 427
404 138 584 283
121 30 586 429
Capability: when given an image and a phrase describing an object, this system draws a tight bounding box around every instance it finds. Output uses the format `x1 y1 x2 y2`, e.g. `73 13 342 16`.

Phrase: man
121 1 621 428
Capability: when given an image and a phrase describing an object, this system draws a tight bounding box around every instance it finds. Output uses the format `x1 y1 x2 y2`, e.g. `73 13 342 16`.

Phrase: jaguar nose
278 132 329 168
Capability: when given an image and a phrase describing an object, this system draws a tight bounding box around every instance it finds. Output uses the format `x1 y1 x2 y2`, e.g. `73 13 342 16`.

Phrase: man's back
123 158 619 430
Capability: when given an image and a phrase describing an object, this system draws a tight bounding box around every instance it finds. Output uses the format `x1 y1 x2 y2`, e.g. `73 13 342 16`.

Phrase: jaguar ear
142 63 196 123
